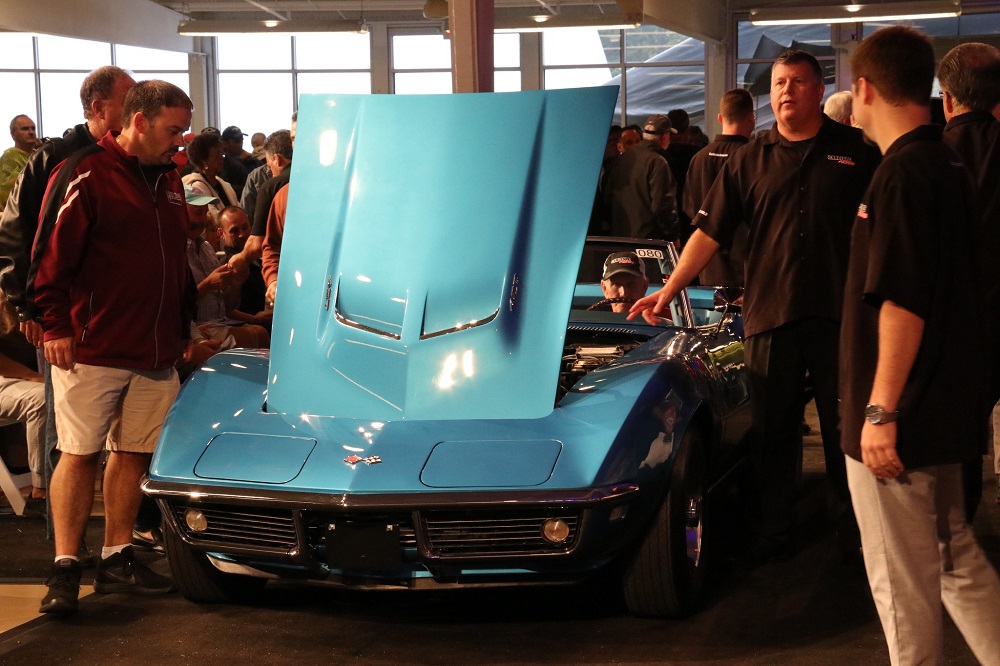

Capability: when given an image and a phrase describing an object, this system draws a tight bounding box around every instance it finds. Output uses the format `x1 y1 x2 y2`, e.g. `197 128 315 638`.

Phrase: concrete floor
1 404 997 666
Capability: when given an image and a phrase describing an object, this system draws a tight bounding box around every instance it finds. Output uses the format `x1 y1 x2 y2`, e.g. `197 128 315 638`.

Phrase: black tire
622 428 707 618
164 523 266 603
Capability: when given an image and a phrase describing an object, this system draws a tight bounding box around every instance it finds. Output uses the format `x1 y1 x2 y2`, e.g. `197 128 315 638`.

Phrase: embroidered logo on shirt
166 191 183 205
857 203 868 219
708 151 729 158
827 154 856 166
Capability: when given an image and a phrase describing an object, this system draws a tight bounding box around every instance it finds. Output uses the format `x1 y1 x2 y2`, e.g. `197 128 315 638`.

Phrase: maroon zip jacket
34 131 190 371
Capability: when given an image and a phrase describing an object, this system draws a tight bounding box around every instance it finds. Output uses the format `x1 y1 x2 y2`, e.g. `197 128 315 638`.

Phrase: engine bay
556 331 650 403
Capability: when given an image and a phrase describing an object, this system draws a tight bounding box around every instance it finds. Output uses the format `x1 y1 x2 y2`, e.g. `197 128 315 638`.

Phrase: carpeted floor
0 514 105 581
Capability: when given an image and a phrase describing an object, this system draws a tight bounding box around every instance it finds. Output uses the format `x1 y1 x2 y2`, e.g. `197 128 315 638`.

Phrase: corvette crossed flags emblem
344 455 382 465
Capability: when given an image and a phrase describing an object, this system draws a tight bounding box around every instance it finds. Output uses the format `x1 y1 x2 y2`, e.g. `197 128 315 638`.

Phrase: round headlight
541 518 571 544
185 508 208 533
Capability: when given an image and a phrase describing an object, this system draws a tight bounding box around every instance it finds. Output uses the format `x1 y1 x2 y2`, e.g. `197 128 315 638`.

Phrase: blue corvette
144 88 750 618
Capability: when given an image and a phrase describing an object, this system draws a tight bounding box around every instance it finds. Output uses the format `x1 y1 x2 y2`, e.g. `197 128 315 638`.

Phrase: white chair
0 417 30 515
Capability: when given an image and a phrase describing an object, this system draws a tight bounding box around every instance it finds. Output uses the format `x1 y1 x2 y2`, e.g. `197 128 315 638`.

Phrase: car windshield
571 237 687 324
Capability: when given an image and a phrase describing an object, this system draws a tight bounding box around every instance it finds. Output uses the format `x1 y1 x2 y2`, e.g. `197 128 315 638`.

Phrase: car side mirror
712 287 744 313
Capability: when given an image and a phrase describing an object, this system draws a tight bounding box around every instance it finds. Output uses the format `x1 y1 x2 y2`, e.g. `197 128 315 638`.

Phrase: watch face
865 404 895 424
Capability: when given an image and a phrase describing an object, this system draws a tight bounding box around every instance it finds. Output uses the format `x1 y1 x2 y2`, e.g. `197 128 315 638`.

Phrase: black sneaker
131 527 165 554
40 558 82 615
94 546 174 595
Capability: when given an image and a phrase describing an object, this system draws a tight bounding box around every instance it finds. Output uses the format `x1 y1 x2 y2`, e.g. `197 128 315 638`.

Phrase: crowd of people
0 24 996 663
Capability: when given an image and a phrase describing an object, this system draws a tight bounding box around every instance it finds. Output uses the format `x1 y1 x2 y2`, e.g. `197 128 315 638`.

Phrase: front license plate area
326 522 402 571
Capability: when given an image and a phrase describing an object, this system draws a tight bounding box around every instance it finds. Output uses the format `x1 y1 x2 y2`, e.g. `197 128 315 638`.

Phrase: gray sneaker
40 558 82 615
94 546 174 595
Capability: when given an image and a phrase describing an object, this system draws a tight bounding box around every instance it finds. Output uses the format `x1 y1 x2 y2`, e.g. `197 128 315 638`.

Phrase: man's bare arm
860 299 924 479
628 229 720 325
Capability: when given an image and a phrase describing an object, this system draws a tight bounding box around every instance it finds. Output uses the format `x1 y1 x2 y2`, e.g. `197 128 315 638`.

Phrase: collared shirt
840 125 986 468
684 134 750 287
187 237 227 324
695 116 880 337
942 111 1000 366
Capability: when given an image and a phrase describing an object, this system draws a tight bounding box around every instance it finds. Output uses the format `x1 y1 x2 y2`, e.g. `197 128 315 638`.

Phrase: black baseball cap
602 252 646 280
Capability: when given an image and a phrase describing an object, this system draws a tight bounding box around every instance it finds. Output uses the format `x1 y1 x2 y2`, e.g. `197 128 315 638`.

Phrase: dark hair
80 66 132 120
851 26 935 106
187 133 222 169
938 42 1000 112
219 205 248 225
774 50 824 85
623 124 643 135
667 109 690 133
264 129 293 160
720 88 755 123
121 80 193 129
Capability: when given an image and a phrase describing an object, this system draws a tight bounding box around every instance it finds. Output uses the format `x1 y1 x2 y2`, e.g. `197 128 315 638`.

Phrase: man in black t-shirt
842 26 1000 664
682 88 755 287
631 51 880 562
938 42 1000 513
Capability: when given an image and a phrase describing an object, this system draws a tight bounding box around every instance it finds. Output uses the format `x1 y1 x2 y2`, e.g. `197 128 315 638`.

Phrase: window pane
0 74 38 138
494 70 521 92
115 44 188 71
394 72 452 94
737 22 831 60
0 34 36 69
543 67 613 89
392 35 451 70
136 72 191 94
295 33 371 69
494 33 519 68
298 72 372 95
623 66 705 127
218 73 293 137
626 25 702 62
37 35 111 70
40 73 89 138
542 28 619 67
217 34 291 70
862 11 1000 37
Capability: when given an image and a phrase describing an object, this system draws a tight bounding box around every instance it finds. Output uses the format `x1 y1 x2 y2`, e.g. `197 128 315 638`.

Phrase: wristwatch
865 403 899 425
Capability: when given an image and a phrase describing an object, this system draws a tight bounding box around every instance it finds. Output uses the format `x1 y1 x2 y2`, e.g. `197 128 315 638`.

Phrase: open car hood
267 88 618 421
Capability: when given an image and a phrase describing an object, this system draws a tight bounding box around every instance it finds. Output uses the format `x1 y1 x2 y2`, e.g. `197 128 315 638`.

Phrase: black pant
744 318 856 544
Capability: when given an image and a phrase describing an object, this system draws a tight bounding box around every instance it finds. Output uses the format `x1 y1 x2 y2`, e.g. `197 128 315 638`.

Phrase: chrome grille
302 513 418 550
422 510 579 557
173 504 297 550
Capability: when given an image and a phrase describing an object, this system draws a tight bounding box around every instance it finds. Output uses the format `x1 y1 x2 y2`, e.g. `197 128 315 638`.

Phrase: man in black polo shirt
938 42 1000 512
630 50 880 561
841 26 1000 663
682 88 755 287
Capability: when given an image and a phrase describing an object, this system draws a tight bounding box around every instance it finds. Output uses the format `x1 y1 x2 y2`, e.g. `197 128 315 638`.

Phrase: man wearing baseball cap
221 125 261 193
599 251 649 313
606 114 679 242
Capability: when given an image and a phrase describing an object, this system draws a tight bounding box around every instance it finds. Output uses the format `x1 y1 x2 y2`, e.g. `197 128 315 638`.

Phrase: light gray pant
846 455 1000 665
0 377 46 489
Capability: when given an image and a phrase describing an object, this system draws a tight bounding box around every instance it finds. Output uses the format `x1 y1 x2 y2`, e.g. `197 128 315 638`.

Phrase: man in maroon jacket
34 80 194 616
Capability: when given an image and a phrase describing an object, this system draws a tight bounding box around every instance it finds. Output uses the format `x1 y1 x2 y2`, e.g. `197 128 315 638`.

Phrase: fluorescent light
178 19 367 35
493 13 642 32
749 1 960 25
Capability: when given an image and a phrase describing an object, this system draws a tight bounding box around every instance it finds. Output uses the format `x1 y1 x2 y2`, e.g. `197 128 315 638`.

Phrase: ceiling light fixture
749 0 960 25
423 0 449 19
177 19 366 35
494 13 642 32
